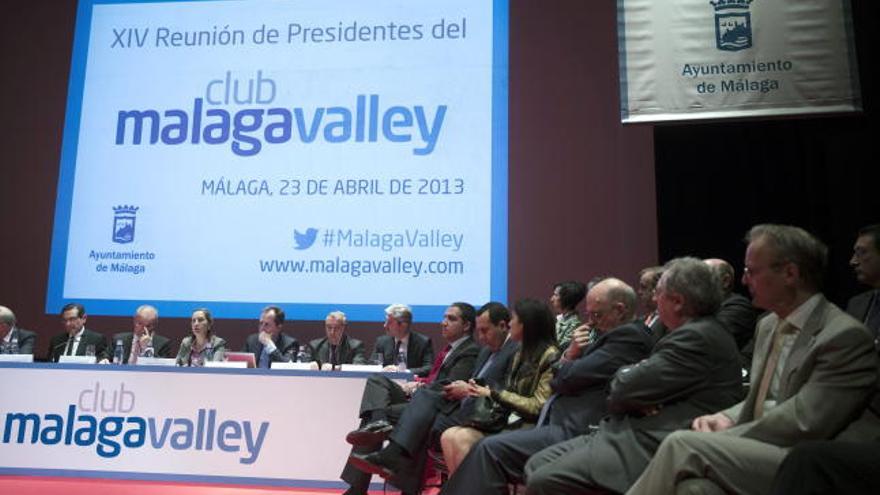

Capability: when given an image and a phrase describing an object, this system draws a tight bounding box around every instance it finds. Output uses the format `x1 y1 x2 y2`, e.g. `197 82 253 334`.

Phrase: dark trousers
771 440 880 495
440 425 569 495
341 374 411 494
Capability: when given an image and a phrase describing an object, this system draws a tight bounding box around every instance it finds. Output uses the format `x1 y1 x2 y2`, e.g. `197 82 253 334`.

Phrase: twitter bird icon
294 228 318 250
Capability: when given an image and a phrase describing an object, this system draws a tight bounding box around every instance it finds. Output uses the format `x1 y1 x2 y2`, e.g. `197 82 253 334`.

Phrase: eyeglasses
586 311 605 321
743 261 787 277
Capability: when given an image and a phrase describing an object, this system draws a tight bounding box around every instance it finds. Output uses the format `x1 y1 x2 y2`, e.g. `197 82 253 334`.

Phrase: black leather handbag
462 395 510 433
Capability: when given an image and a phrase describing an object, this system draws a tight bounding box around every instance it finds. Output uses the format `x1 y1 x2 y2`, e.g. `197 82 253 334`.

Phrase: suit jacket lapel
851 292 871 321
749 315 777 386
76 331 88 356
473 347 490 375
255 337 265 360
739 315 777 422
406 336 418 363
338 336 350 363
381 338 393 363
442 337 470 369
779 297 828 400
122 334 133 361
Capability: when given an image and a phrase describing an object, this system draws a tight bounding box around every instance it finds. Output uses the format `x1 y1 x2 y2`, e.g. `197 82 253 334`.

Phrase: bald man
704 258 762 373
523 258 743 495
441 278 654 495
0 306 36 355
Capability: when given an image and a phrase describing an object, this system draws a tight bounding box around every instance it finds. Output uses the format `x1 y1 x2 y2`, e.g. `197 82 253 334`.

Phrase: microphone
53 337 72 362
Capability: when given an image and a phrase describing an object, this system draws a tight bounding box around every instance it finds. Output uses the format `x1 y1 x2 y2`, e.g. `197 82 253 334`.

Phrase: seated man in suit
637 265 666 344
0 305 36 354
371 303 435 375
241 306 299 368
627 224 879 495
340 302 480 495
309 310 367 369
848 223 880 345
110 304 173 364
522 257 744 495
348 302 520 494
48 303 109 362
704 258 762 374
441 278 654 495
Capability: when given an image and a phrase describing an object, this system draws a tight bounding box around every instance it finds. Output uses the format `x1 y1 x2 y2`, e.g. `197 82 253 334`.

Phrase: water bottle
397 348 407 372
142 337 155 358
113 339 125 364
9 335 19 354
296 345 308 363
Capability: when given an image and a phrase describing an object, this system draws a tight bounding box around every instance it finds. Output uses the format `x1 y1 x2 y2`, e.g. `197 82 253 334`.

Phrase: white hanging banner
617 0 862 123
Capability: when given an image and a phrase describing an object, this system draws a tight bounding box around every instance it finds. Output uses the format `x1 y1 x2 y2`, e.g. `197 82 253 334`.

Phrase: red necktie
422 345 451 384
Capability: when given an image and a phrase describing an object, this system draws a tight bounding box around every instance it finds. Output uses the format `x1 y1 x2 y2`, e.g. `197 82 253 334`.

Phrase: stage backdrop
47 0 508 322
1 1 658 355
618 0 862 122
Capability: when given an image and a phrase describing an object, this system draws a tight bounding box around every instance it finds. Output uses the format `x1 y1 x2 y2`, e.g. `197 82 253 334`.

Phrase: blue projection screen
47 0 508 322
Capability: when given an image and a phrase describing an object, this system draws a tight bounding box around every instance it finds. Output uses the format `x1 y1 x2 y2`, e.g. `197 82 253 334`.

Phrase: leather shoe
346 419 393 446
348 451 399 479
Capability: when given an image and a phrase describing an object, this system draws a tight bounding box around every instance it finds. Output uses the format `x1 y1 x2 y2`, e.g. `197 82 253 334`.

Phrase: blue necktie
536 394 558 426
259 346 270 368
476 353 495 379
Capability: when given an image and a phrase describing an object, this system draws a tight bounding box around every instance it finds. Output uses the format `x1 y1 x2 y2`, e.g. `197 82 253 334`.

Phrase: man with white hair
0 305 36 354
523 257 743 495
309 310 367 369
371 303 434 375
627 224 878 495
111 305 173 364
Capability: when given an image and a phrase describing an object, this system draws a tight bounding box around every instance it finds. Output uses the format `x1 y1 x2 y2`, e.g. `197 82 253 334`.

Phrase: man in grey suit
627 224 879 495
847 223 880 343
0 305 36 354
309 310 367 369
111 305 173 364
522 258 743 494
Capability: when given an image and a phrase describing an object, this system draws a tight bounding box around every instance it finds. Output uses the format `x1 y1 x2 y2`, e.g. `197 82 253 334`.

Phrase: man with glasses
627 224 878 495
518 259 743 494
847 224 880 346
440 278 654 495
48 303 109 362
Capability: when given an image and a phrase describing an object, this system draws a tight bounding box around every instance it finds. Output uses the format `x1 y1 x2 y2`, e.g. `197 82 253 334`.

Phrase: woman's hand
467 379 491 397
